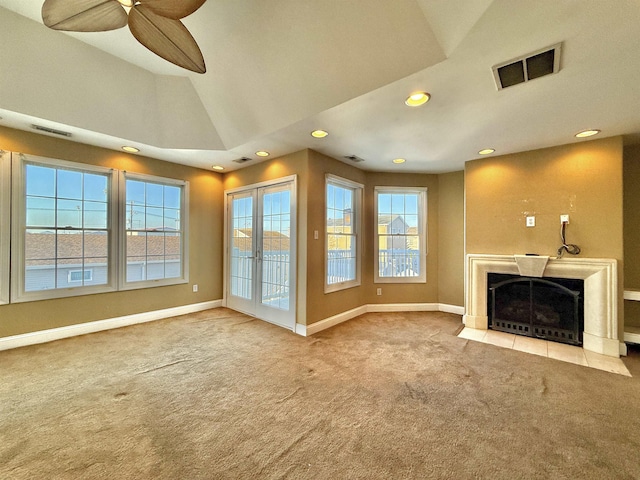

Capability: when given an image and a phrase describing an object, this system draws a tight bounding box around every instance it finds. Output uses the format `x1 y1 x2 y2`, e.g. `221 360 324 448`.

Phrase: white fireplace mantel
463 254 621 357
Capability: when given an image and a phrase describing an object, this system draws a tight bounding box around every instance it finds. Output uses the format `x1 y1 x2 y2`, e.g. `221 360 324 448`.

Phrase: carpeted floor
1 308 640 479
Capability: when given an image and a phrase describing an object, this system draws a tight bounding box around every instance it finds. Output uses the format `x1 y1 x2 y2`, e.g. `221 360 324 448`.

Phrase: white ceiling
1 0 640 173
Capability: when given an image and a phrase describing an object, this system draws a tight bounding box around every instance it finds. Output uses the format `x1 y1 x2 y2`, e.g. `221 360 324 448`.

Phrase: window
120 172 188 288
374 186 427 283
325 175 363 292
11 154 117 302
0 151 10 304
68 269 93 283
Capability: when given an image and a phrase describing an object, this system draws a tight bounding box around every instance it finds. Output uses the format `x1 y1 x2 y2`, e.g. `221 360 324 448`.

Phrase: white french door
225 177 296 330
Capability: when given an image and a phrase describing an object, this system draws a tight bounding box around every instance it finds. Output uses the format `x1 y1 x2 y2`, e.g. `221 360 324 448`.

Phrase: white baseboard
298 303 464 336
0 299 465 347
367 303 439 313
0 300 223 352
437 304 466 315
303 305 369 337
624 327 640 345
624 290 640 301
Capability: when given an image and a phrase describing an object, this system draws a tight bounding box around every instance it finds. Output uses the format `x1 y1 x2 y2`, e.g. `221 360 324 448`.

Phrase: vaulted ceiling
1 0 639 173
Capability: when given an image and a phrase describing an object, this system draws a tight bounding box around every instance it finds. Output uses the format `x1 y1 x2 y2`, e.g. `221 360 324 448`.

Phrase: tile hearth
458 327 631 376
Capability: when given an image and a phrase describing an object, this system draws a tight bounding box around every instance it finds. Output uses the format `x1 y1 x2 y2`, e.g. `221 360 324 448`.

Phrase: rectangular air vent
31 124 72 137
232 157 253 164
344 155 365 163
492 43 562 90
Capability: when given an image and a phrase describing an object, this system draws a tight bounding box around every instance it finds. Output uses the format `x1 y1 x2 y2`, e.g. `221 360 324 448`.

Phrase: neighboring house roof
25 232 181 266
233 229 290 252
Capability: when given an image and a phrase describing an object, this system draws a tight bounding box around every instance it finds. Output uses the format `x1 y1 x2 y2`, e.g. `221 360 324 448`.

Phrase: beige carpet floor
1 308 640 479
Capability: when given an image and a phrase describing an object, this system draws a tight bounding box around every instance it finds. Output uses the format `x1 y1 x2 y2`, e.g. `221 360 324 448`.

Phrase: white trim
11 153 118 303
0 151 10 305
304 305 369 336
295 303 463 336
223 175 298 329
624 290 640 301
224 174 297 195
118 171 189 290
625 326 640 345
368 303 439 312
620 342 628 356
374 186 428 284
325 174 363 294
439 304 466 315
0 299 223 352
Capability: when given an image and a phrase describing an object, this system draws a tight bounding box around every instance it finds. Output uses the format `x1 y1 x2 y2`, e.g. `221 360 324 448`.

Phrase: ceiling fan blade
140 0 207 20
42 0 127 32
129 5 206 73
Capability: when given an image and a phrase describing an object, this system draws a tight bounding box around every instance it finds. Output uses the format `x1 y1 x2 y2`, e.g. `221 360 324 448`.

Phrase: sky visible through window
26 164 108 230
327 183 353 221
125 179 181 232
232 192 291 237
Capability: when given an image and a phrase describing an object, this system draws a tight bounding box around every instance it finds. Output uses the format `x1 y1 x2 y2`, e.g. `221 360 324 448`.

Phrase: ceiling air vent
344 155 365 163
31 124 72 137
232 157 253 164
492 43 562 90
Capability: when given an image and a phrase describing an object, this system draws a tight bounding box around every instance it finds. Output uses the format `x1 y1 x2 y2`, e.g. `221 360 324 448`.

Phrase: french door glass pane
230 196 253 300
261 189 290 311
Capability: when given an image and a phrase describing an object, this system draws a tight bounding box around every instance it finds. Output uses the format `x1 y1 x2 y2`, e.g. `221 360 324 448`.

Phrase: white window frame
119 171 189 290
374 186 428 284
0 151 10 305
10 154 118 303
325 174 363 293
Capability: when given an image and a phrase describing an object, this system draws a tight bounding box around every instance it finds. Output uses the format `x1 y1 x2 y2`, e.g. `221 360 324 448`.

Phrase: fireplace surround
464 254 621 357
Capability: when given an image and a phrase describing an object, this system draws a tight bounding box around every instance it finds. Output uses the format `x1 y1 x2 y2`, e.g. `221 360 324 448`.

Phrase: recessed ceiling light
122 146 140 153
256 151 270 157
212 165 224 171
575 129 600 138
117 0 134 6
392 158 406 164
405 92 431 107
311 130 329 138
478 148 495 155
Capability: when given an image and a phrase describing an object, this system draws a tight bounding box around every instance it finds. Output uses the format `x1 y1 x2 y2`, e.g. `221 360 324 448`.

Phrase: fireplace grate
533 326 576 342
493 319 530 336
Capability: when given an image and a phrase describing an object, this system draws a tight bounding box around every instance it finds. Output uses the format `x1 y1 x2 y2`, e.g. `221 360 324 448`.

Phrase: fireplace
464 254 621 357
487 273 584 346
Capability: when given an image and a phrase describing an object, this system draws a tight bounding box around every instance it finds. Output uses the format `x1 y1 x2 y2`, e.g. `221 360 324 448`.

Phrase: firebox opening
487 273 584 346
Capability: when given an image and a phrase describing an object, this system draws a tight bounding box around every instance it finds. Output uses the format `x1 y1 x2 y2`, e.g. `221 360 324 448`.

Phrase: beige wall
465 136 625 334
306 151 367 324
0 126 224 338
623 144 640 327
438 171 465 307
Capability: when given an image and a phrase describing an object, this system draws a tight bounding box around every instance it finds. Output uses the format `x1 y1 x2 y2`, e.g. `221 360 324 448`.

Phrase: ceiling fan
41 0 207 73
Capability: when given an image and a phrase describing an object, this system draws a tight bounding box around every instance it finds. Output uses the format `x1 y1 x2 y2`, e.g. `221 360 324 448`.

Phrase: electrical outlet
314 230 319 240
526 216 535 227
376 288 382 296
560 214 570 224
192 284 198 293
